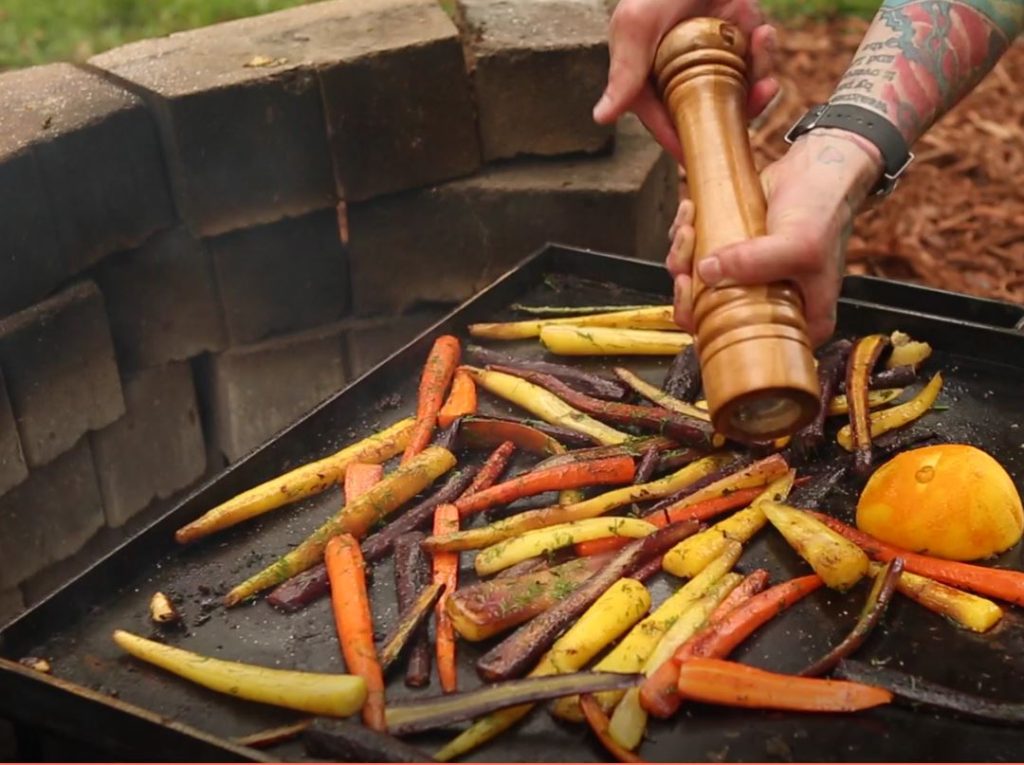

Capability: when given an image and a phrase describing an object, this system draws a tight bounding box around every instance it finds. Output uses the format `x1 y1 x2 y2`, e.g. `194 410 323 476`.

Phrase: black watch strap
783 103 914 197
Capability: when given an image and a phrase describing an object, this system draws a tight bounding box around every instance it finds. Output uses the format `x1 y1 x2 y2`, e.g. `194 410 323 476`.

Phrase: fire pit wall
0 0 678 623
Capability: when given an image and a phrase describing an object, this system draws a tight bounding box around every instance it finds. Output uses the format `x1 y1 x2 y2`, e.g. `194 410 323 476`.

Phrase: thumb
696 230 818 287
594 28 655 123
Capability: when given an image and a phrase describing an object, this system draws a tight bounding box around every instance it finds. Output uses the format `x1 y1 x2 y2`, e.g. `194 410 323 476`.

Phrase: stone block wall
0 0 678 627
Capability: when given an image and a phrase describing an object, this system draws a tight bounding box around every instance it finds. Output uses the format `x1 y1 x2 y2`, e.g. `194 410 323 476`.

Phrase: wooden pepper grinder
654 17 820 443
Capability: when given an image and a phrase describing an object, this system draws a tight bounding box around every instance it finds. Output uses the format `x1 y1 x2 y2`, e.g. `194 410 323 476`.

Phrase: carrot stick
403 335 461 464
344 463 384 501
437 369 478 428
460 441 516 498
808 512 1024 607
640 574 823 718
574 486 768 557
324 534 386 731
676 658 892 712
433 503 461 692
454 456 635 519
580 694 649 764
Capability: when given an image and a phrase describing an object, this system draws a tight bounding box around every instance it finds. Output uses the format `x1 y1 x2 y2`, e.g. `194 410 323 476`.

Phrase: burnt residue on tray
3 248 1024 763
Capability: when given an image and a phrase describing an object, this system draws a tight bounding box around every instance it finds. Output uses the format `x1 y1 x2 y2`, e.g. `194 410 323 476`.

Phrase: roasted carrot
574 485 770 557
640 574 823 718
676 658 892 712
580 694 649 764
454 456 635 519
460 441 515 498
808 512 1024 607
437 369 478 428
403 335 461 464
433 503 461 693
343 463 384 501
324 534 386 731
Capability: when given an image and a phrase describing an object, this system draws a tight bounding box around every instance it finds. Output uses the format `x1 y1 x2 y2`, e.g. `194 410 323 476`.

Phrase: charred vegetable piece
468 345 630 400
634 445 661 484
475 521 698 682
540 326 693 356
456 414 596 449
786 466 847 510
386 672 643 736
663 344 702 402
676 658 892 712
433 504 461 693
447 553 616 642
462 441 517 497
808 512 1024 607
403 335 461 464
837 373 944 454
791 339 851 460
885 564 1003 632
464 366 630 445
511 304 663 316
225 446 456 606
649 454 789 523
657 448 704 473
800 558 903 677
174 417 414 544
613 367 709 421
762 502 869 591
436 579 650 762
392 533 434 687
845 334 890 477
838 364 918 393
532 437 679 472
454 456 636 520
149 592 182 625
113 630 367 717
489 365 716 448
470 306 677 340
437 369 477 428
835 660 1024 725
233 720 310 749
826 388 904 416
871 426 944 463
303 718 432 763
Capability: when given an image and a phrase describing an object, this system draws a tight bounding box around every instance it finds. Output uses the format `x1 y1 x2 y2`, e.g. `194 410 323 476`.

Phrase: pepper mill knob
654 18 820 443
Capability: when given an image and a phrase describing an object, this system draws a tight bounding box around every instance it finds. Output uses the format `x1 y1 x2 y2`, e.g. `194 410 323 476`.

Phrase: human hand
594 0 780 161
666 128 886 346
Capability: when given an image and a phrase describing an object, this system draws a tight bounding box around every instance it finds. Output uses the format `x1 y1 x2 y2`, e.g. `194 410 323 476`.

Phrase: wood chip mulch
746 18 1024 306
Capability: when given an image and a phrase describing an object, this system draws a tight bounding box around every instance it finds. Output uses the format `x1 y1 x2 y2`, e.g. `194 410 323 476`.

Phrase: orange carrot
437 369 478 428
640 574 823 718
324 534 386 731
676 658 892 712
343 462 384 500
403 335 461 464
574 485 768 557
808 512 1024 607
453 456 635 519
433 503 461 692
580 694 649 763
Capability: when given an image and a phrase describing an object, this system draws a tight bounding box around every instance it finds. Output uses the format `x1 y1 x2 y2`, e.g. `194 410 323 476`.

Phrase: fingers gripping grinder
654 18 821 443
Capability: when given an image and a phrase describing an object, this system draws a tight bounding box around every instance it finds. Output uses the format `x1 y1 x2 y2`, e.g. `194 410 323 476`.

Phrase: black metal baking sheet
3 244 1024 763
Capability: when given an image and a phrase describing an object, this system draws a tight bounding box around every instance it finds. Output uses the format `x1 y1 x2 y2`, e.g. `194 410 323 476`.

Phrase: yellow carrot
469 306 676 340
174 418 415 544
539 326 693 356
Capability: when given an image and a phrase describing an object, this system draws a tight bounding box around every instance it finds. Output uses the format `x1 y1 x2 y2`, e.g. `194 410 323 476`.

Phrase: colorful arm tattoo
830 0 1023 143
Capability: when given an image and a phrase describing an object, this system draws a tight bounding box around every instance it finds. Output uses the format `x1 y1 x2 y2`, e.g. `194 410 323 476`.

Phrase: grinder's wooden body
654 18 820 442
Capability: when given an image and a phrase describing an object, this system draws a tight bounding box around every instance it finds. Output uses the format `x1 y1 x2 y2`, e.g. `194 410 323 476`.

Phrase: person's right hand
666 128 886 347
594 0 780 161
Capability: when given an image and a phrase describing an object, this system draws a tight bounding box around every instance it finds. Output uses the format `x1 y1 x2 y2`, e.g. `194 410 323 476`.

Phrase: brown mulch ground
748 18 1024 304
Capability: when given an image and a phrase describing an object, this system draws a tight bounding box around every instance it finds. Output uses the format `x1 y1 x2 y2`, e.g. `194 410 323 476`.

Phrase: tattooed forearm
831 0 1024 143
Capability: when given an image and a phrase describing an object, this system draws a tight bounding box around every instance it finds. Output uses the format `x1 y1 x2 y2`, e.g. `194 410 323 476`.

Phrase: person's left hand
594 0 780 161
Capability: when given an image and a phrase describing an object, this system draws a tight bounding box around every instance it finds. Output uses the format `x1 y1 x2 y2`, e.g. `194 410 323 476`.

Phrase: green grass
0 0 876 71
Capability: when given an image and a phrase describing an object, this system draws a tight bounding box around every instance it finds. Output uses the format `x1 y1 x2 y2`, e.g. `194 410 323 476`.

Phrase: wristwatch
783 103 914 198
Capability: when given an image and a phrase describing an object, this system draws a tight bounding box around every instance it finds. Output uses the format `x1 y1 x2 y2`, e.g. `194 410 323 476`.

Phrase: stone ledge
348 117 677 315
0 281 125 469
